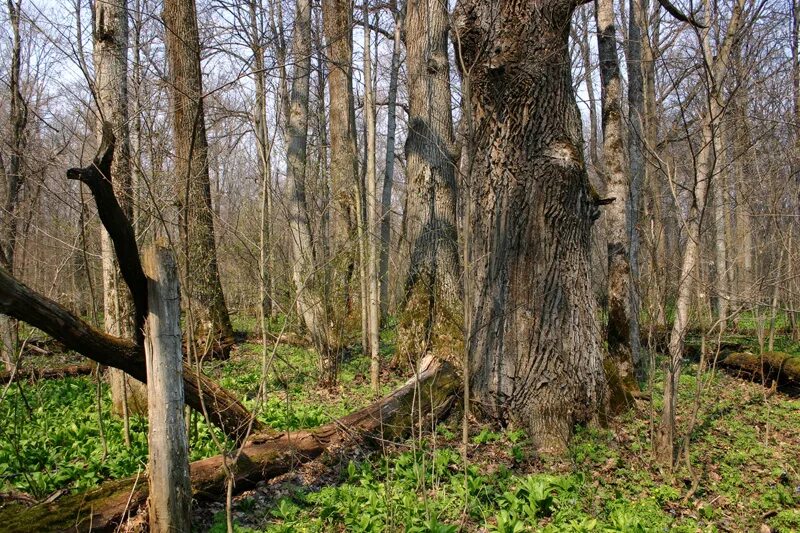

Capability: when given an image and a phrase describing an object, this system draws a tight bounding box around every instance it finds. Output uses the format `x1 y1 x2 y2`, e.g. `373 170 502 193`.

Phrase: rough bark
627 0 646 366
322 0 360 333
398 0 463 368
0 356 459 532
596 0 640 410
142 245 192 531
162 0 234 356
454 0 607 451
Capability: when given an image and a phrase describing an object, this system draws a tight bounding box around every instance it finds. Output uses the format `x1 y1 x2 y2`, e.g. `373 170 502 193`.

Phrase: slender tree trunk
93 0 148 416
379 7 402 320
248 0 274 325
398 0 463 368
0 0 27 371
285 0 335 382
627 0 646 367
362 3 380 392
596 0 640 409
576 8 601 173
713 120 730 325
455 0 606 451
162 0 234 355
642 6 668 327
656 0 744 467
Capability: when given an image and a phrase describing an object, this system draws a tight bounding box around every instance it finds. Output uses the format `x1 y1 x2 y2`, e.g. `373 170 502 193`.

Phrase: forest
0 0 799 530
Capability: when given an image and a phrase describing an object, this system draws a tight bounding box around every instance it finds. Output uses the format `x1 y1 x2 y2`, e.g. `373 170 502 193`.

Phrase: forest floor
1 317 799 532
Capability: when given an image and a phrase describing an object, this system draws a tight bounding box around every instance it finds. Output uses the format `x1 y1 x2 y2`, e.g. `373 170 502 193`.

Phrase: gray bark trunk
362 4 380 392
285 0 334 380
142 245 192 532
93 0 148 416
656 0 745 467
596 0 640 408
248 0 275 325
322 0 360 333
455 0 606 451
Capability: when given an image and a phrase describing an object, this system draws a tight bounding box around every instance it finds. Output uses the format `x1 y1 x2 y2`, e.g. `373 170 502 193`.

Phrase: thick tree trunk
0 356 459 532
455 0 607 451
596 0 640 410
398 0 463 368
162 0 234 356
322 0 360 335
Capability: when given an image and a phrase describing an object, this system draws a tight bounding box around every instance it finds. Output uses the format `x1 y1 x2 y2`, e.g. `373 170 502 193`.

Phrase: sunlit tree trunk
455 0 606 451
248 0 274 326
363 3 380 392
322 0 359 336
656 0 745 467
596 0 640 408
163 0 234 355
285 0 335 382
398 0 463 368
93 0 148 416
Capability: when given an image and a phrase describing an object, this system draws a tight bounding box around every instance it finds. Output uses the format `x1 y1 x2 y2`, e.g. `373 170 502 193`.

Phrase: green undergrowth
2 325 800 532
211 361 800 532
0 330 403 498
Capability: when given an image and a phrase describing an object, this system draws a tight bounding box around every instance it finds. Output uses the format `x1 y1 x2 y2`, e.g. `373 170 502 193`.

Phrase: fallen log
0 356 460 532
0 266 260 441
0 363 94 384
719 351 800 391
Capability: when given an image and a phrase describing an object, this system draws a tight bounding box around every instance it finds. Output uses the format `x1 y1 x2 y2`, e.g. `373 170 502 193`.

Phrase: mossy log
0 363 95 384
0 356 459 532
720 351 800 390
